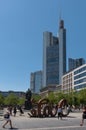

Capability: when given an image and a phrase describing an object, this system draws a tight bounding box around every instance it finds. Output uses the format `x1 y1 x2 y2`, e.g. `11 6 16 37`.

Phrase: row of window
74 66 86 75
46 67 59 73
63 79 72 84
74 78 86 85
47 46 58 52
47 57 59 63
74 72 86 80
74 83 86 90
63 74 72 80
47 75 59 79
63 78 72 81
47 79 59 84
63 83 72 88
47 53 59 57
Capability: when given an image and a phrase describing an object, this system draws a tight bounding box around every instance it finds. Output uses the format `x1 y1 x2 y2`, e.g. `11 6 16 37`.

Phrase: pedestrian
13 106 17 117
9 106 12 116
67 105 72 114
2 109 13 129
57 106 62 119
80 106 86 126
19 106 24 116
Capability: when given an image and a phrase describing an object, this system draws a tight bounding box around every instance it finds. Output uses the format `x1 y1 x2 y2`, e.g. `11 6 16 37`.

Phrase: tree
0 94 4 105
55 92 66 103
4 93 19 106
47 92 57 104
32 93 41 102
18 97 25 106
78 89 86 105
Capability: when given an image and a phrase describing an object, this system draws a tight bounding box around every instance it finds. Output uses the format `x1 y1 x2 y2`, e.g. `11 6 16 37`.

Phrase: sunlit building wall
62 64 86 93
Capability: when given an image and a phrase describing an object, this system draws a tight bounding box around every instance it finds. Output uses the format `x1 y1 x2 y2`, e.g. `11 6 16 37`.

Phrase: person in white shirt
2 108 13 129
57 106 62 119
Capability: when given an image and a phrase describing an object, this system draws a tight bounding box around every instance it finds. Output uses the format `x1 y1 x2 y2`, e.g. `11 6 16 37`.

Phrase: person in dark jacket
13 106 17 117
80 106 86 126
19 106 24 116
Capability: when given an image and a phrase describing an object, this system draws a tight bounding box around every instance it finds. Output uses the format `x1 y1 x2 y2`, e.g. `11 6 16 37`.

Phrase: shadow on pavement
8 128 19 130
67 116 77 118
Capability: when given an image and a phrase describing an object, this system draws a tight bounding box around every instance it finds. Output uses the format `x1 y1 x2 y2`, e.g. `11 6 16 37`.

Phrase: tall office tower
43 20 66 87
30 71 42 93
59 20 66 84
68 58 85 71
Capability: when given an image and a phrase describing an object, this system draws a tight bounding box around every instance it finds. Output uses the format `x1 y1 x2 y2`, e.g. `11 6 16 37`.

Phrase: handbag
4 113 10 119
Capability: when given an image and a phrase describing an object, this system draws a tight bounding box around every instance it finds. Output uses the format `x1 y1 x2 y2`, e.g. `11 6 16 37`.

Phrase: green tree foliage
32 94 41 102
44 89 86 106
78 89 86 105
65 91 76 105
0 94 4 105
55 92 66 103
18 97 25 106
4 89 83 107
47 92 57 104
4 93 19 106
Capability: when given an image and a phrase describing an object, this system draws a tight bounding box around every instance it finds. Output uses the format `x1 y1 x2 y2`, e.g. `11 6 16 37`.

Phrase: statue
26 89 32 101
25 89 32 110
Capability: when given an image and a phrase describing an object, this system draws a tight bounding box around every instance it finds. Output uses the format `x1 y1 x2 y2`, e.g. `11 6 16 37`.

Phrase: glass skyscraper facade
43 20 66 87
30 71 42 93
68 58 85 71
46 39 59 85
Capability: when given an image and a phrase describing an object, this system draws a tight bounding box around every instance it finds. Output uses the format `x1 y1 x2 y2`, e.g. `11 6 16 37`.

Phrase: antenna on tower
59 7 62 21
57 0 62 36
58 0 62 21
58 0 64 29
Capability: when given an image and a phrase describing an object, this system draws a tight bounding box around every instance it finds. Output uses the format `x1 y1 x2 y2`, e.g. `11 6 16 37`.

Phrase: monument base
25 100 32 110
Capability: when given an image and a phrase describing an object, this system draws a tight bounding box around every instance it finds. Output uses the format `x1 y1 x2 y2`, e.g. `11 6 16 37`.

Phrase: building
43 19 66 87
62 64 86 93
40 84 62 98
62 71 73 93
68 58 85 71
74 64 86 91
30 71 42 93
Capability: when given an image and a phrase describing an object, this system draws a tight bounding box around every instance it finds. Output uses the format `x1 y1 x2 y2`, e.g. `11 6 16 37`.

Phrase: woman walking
2 108 13 129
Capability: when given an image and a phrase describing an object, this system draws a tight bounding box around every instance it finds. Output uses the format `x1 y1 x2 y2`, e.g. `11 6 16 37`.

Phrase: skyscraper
68 58 85 71
30 71 42 93
43 20 66 87
59 20 66 84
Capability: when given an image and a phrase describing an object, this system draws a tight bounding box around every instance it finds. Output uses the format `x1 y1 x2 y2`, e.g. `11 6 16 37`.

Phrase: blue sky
0 0 86 92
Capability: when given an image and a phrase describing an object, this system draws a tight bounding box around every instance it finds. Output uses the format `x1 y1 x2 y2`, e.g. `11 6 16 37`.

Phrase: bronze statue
26 89 32 101
25 89 32 110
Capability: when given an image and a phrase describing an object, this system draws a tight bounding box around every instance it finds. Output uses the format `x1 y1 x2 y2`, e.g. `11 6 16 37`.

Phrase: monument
25 89 32 110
